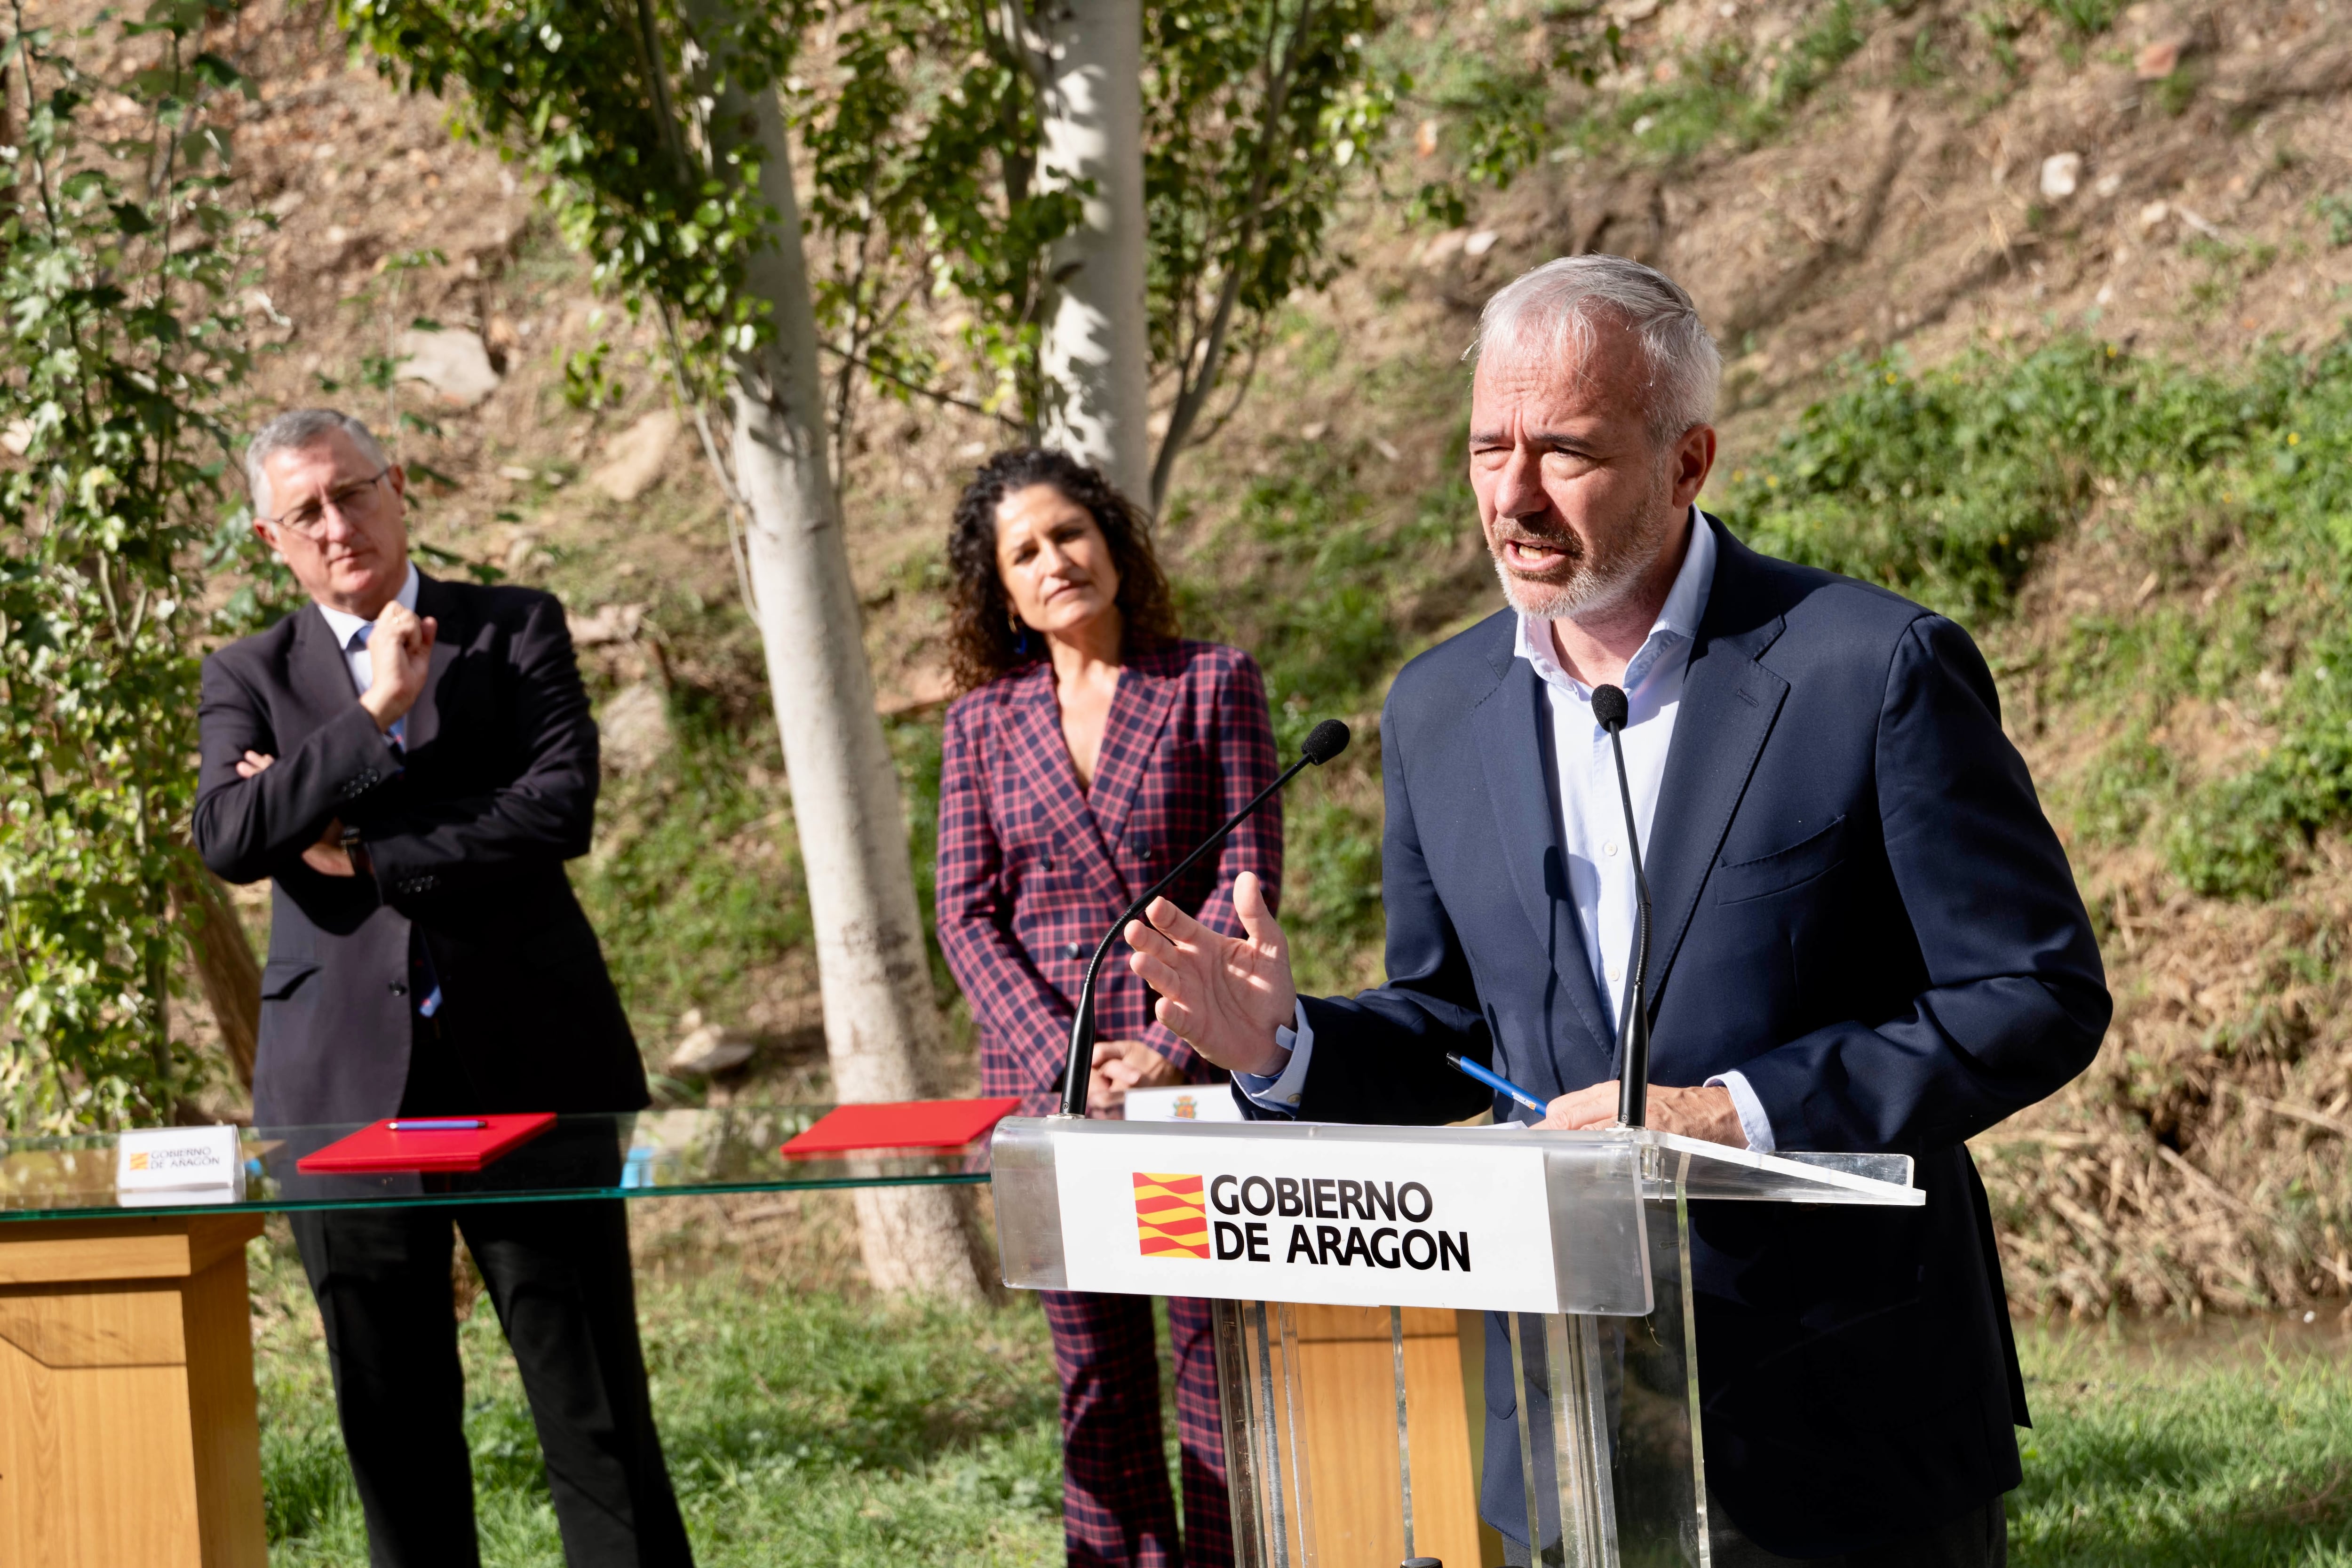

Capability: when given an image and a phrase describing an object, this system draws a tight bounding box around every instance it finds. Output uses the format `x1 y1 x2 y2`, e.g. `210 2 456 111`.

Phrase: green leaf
0 2 259 1130
190 50 243 90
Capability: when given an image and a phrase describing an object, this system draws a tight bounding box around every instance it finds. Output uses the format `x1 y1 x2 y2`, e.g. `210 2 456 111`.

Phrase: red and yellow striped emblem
1133 1172 1210 1259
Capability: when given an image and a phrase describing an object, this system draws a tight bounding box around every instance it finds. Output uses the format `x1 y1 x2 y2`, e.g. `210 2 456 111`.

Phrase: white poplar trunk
1034 0 1152 505
683 7 985 1301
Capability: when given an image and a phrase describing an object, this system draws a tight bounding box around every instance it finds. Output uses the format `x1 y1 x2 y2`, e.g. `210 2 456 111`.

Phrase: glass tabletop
0 1107 990 1223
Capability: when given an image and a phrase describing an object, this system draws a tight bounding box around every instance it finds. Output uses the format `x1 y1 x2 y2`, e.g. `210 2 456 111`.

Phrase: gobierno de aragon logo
1133 1172 1213 1258
1132 1171 1471 1272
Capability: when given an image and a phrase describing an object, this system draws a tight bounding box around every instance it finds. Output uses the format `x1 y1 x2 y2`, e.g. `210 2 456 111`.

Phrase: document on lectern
1051 1128 1560 1312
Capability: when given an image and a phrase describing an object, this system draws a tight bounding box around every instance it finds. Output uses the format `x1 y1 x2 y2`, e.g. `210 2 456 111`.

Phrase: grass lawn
253 1219 2352 1566
2011 1322 2352 1567
252 1219 1068 1566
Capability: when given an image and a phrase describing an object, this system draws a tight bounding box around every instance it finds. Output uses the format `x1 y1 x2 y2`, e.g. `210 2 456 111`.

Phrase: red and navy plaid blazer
937 640 1283 1115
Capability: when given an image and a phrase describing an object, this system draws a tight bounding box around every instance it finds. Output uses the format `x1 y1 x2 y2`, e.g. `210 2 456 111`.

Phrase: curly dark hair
943 447 1179 695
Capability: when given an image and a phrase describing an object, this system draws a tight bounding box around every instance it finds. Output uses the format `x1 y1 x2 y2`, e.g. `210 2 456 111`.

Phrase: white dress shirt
315 561 420 747
1235 509 1775 1151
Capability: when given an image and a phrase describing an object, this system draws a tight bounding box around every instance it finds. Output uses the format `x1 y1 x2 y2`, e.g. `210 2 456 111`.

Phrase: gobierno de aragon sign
1060 1130 1561 1313
1138 1170 1472 1272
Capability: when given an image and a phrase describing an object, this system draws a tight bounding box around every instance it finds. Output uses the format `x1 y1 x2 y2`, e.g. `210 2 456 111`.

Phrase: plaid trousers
1042 1290 1232 1568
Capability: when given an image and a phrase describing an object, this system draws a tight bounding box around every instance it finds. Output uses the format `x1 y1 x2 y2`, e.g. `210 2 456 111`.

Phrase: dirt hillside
26 0 2352 1316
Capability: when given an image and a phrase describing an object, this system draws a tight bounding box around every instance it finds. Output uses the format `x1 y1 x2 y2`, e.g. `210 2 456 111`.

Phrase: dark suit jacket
1268 518 2109 1556
937 641 1281 1115
193 571 646 1127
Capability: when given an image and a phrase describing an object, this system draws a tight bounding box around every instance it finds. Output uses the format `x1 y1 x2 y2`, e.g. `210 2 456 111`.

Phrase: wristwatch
339 824 373 878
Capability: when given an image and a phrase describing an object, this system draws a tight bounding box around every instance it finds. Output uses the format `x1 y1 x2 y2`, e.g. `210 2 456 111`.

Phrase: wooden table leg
1289 1303 1488 1568
0 1214 268 1568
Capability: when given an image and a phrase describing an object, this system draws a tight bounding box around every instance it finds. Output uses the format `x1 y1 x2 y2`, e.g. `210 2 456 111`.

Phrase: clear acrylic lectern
992 1118 1921 1568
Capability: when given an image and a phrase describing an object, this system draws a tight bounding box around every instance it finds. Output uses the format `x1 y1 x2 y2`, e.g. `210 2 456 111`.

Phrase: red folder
780 1098 1022 1158
295 1113 557 1175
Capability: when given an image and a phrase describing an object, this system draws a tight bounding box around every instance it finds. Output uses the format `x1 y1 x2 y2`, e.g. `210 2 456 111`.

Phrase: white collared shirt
1518 504 1714 1032
316 562 420 744
1237 509 1774 1151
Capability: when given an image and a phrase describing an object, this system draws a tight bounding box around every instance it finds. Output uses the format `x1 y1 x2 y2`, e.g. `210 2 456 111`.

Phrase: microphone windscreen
1301 718 1351 765
1591 684 1629 731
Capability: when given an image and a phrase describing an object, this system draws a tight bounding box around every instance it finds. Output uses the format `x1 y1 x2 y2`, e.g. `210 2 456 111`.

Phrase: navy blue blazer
1271 517 2109 1556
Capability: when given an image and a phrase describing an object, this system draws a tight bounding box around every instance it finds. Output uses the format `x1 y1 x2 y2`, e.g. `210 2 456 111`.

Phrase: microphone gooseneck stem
1057 751 1315 1119
1603 722 1654 1129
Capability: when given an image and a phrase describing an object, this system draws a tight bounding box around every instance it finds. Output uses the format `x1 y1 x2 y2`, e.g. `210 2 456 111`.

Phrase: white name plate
1050 1127 1564 1313
1122 1084 1246 1123
116 1125 246 1204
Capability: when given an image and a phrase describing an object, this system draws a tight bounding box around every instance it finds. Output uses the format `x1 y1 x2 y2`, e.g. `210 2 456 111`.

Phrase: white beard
1488 464 1682 622
1492 534 1655 620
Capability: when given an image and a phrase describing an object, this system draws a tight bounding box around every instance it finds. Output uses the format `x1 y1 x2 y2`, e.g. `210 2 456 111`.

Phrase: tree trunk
179 869 257 1091
682 4 986 1302
1034 0 1153 505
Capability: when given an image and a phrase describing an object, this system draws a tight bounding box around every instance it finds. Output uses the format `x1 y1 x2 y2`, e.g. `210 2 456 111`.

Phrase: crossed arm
194 601 437 884
194 594 600 898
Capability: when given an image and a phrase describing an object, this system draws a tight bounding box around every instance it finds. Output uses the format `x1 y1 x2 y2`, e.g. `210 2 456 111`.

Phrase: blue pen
1445 1052 1549 1115
388 1118 489 1131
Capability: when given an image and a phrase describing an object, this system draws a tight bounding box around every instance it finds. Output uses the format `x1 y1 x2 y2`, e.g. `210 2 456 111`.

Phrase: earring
1009 613 1033 657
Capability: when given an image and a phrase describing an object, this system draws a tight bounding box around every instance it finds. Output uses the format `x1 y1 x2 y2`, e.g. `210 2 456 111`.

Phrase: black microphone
1590 684 1653 1129
1058 718 1351 1118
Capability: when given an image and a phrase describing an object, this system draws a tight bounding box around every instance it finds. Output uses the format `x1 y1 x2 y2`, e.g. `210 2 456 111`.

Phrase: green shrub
0 3 262 1130
573 689 811 1048
2316 191 2352 248
1173 444 1469 984
2032 0 2128 37
2070 734 2178 848
1727 341 2273 622
1734 335 2352 901
1191 460 1456 755
2150 67 2198 117
2170 655 2352 898
1582 0 1874 165
1768 0 1867 111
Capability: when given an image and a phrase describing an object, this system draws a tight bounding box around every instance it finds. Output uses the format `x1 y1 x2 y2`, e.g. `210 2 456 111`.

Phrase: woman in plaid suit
937 447 1280 1568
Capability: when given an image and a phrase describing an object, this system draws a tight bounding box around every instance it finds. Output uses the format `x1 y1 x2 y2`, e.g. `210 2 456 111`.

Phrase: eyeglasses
257 466 392 539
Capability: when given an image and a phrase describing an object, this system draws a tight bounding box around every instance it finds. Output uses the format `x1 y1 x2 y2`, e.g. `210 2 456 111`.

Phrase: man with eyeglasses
193 409 693 1568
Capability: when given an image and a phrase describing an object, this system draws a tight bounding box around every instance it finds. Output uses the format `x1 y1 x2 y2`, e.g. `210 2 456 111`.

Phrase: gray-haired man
1127 257 2106 1565
194 410 693 1567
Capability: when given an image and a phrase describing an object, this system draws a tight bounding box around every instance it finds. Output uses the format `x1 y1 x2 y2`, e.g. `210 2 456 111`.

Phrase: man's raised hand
1123 870 1297 1076
361 599 437 732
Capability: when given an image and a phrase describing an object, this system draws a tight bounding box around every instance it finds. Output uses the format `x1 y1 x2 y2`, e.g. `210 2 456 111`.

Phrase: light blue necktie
346 622 440 1019
347 622 408 749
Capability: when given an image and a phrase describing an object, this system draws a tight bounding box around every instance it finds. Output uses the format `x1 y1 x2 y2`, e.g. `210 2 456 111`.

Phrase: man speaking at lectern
1124 256 2109 1566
